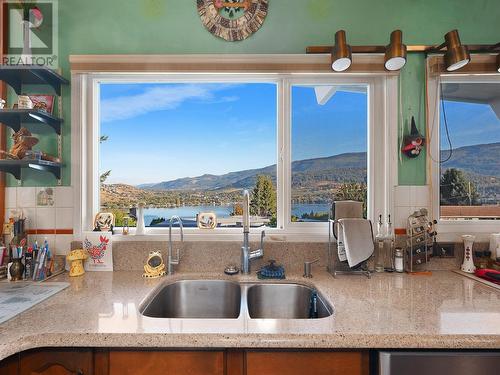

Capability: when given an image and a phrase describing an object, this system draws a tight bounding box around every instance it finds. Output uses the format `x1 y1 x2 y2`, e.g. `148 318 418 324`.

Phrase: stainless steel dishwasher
379 351 500 375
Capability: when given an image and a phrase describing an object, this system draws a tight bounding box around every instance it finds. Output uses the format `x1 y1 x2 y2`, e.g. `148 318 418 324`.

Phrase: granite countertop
1 270 500 360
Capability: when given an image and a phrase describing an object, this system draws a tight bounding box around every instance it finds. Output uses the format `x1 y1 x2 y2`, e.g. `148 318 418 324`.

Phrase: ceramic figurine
93 212 115 232
0 99 5 109
197 212 217 229
142 251 166 278
461 235 476 273
66 249 88 277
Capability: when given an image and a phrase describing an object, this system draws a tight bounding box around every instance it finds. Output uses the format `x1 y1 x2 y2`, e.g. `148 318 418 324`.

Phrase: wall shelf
0 109 62 135
0 159 62 180
0 65 69 95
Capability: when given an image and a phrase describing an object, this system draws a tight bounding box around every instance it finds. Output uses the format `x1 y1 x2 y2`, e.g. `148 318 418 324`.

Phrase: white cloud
101 84 238 123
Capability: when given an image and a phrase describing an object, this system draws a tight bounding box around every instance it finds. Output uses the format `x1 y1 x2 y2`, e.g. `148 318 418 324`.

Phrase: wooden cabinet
245 351 369 375
19 349 93 375
0 354 19 375
1 348 369 375
107 350 225 375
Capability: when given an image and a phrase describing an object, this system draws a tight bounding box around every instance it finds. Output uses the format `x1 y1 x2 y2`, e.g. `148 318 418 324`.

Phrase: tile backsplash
394 185 430 229
3 184 431 258
5 186 74 255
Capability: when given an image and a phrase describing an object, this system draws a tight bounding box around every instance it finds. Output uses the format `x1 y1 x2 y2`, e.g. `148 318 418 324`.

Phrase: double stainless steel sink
140 280 333 320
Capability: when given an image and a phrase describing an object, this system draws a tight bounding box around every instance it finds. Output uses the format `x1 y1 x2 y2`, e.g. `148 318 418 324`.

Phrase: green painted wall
10 0 499 186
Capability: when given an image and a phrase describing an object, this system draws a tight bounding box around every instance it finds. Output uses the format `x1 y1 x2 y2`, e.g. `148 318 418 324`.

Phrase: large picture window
73 65 395 240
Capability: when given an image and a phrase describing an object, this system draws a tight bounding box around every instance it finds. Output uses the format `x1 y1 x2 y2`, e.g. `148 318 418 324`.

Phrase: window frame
427 72 500 239
72 68 397 242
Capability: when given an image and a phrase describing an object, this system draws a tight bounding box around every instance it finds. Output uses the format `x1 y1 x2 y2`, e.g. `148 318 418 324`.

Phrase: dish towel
339 218 374 268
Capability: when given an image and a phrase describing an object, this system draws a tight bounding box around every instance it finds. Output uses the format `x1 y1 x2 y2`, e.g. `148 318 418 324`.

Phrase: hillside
442 142 500 177
139 152 367 191
101 143 499 208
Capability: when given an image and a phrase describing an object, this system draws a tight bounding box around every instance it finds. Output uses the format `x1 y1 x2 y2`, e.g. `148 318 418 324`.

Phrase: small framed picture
28 95 55 114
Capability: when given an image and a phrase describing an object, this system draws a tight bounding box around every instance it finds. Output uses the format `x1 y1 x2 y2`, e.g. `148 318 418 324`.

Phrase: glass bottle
384 214 395 271
375 215 385 272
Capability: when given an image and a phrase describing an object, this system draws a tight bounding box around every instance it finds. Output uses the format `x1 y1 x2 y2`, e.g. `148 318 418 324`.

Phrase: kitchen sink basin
140 280 241 319
140 280 333 320
246 283 333 319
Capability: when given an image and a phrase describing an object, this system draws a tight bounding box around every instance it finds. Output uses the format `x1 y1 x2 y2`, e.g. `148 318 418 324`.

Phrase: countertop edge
2 332 500 361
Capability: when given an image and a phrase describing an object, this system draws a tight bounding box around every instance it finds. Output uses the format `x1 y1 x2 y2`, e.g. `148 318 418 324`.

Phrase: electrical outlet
434 242 455 257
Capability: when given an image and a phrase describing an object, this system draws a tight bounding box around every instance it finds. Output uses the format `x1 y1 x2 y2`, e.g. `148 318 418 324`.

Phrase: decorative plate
197 0 269 41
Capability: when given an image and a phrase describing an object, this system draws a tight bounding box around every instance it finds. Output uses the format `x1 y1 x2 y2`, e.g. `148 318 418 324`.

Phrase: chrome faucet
168 215 183 275
241 190 265 274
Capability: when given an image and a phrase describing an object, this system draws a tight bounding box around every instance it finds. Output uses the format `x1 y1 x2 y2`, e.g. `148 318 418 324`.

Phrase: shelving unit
0 65 69 95
0 159 62 180
0 65 68 183
0 109 62 134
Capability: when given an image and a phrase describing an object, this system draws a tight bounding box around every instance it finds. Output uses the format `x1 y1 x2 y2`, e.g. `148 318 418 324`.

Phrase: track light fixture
385 30 407 71
310 29 498 73
442 30 470 71
331 30 352 72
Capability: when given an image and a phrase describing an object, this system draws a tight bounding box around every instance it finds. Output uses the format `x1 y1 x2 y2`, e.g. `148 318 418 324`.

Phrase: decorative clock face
197 0 269 41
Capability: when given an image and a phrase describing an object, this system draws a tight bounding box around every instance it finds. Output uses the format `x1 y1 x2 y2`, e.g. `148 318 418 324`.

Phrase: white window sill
101 227 330 243
437 220 500 242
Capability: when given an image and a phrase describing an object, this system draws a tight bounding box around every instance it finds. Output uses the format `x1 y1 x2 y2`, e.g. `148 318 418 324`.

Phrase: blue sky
440 100 500 151
100 83 369 185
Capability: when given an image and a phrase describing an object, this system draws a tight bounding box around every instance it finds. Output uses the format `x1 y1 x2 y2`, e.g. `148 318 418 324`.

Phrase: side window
439 81 500 220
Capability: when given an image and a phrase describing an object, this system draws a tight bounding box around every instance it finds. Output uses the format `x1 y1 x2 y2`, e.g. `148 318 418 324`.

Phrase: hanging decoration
402 116 425 158
197 0 268 41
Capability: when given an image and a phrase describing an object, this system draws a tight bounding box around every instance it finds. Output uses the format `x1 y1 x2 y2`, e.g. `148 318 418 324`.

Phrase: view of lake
144 203 331 226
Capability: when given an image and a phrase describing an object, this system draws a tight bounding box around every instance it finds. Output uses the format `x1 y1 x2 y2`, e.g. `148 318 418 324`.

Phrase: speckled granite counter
1 270 499 360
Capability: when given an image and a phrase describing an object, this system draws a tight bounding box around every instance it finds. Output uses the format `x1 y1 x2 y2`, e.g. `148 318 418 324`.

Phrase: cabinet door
0 354 19 375
20 349 93 375
108 351 225 375
245 351 369 375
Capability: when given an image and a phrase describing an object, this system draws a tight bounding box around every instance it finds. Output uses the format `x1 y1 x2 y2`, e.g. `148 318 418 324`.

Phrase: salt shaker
394 247 404 273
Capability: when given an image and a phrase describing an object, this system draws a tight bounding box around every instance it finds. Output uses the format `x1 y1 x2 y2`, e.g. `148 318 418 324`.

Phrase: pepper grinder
461 234 476 273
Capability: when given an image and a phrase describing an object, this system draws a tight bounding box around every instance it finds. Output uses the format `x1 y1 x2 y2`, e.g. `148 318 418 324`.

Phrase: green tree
334 182 367 218
250 175 276 217
231 203 243 216
111 209 137 227
440 168 479 206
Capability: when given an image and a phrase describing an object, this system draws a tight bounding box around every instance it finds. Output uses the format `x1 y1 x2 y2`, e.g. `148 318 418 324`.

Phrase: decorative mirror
197 0 269 41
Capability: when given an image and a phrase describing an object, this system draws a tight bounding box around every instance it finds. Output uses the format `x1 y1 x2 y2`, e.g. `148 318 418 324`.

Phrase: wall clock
197 0 269 41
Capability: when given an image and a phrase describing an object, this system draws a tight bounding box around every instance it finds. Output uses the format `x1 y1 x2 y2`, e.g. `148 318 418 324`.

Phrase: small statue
0 99 5 109
66 249 88 277
0 127 61 162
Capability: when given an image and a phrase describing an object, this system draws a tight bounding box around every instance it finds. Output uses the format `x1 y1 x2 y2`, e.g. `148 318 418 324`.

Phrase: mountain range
138 152 367 191
137 142 499 192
